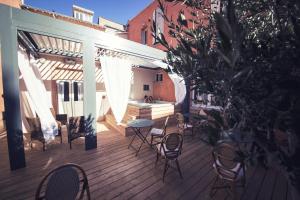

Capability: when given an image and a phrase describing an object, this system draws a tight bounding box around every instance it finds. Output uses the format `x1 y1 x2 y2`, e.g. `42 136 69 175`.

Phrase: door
57 80 84 117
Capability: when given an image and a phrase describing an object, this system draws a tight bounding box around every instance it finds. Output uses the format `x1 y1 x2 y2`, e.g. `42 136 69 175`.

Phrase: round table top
127 119 154 128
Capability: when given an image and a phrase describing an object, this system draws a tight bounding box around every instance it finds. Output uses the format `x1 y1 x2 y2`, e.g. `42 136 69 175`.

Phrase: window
143 84 150 91
156 73 163 82
191 90 215 107
152 8 164 44
211 0 221 13
141 29 147 44
74 82 84 101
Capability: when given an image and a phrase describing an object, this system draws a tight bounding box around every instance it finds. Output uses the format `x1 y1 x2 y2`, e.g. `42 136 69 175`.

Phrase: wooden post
0 7 26 170
82 39 97 150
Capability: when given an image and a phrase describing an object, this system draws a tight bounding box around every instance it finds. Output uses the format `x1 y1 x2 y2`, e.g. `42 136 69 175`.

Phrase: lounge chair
26 117 62 151
67 116 85 149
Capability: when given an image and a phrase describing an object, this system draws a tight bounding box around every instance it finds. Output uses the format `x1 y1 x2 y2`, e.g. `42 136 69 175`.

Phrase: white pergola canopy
0 4 167 170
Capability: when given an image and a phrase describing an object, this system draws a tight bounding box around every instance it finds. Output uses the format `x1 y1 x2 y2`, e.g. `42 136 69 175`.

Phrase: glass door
57 80 84 117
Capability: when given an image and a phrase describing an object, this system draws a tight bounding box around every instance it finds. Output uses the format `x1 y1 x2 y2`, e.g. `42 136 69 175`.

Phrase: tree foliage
153 0 300 189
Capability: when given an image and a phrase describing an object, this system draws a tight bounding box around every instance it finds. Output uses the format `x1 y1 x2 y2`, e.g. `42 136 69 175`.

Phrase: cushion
213 159 244 181
156 143 179 157
26 117 42 132
184 124 193 129
150 128 164 136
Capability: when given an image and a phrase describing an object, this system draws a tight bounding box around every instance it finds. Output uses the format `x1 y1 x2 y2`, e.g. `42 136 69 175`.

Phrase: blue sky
24 0 152 24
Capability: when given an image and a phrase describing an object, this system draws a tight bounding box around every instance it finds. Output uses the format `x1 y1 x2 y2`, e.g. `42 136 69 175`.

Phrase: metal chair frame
35 163 91 200
175 113 194 137
210 142 246 200
150 116 170 146
156 133 184 182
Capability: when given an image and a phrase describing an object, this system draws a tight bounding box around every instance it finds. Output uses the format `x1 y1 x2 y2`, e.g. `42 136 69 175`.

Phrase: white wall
130 68 155 100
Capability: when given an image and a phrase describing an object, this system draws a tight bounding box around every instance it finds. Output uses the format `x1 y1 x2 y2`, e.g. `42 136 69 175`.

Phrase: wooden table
127 119 154 156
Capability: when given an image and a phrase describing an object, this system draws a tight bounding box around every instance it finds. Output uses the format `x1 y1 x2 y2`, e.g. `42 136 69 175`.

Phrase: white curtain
100 55 132 123
18 48 58 142
152 60 186 105
168 73 186 105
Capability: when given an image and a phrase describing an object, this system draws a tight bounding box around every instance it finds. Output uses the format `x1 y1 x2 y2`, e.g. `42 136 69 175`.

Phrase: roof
72 5 94 15
21 4 105 31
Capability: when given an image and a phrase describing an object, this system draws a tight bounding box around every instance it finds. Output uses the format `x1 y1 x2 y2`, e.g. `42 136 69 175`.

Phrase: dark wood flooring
0 123 291 200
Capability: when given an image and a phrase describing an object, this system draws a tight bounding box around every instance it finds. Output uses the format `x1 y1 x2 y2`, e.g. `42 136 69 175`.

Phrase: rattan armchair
26 117 62 151
67 116 85 149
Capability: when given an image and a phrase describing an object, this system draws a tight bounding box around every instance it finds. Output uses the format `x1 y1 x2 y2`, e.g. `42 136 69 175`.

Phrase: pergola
0 4 166 170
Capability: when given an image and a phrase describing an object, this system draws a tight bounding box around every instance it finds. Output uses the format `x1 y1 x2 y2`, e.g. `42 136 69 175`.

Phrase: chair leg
230 182 237 200
30 140 33 149
175 159 183 179
162 159 169 182
69 140 72 149
60 133 62 144
150 135 153 147
209 176 219 197
155 152 160 165
42 142 45 151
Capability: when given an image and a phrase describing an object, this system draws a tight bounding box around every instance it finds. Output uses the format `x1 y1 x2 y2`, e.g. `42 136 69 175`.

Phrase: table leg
128 129 137 149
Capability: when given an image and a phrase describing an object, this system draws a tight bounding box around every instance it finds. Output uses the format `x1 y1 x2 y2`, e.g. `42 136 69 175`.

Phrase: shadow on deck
0 123 291 200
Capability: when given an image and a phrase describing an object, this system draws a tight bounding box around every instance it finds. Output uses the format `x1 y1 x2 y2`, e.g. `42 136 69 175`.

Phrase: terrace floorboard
0 123 290 200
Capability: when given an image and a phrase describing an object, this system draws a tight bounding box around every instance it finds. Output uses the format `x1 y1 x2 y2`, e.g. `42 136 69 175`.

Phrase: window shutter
63 81 70 101
73 82 79 101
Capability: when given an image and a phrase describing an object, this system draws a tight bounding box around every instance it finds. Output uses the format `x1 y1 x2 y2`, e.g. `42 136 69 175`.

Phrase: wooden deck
0 123 291 200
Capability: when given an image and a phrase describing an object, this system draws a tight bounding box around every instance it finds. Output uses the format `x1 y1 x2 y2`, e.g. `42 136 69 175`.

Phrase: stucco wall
153 69 176 102
127 0 207 50
130 67 155 100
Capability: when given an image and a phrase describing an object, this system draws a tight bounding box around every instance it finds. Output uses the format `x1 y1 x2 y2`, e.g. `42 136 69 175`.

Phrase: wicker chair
150 116 169 146
156 132 184 182
210 142 246 199
67 116 85 149
26 117 62 151
35 163 91 200
175 113 194 136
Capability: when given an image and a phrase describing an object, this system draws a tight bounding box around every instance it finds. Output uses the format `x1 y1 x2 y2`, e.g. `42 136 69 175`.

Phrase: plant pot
288 173 300 200
85 134 97 150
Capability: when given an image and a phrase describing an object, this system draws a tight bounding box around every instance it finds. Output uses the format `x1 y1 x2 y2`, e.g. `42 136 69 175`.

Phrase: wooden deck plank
272 171 288 200
0 123 290 200
110 140 205 200
256 168 278 200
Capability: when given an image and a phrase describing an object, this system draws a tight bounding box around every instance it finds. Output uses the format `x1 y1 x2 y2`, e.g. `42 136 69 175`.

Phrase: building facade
126 0 199 103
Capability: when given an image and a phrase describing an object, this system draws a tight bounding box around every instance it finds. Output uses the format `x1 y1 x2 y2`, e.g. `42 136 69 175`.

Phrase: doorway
57 80 84 117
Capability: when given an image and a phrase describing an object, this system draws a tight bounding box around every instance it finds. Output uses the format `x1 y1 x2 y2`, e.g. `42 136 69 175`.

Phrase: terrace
0 1 299 200
0 124 291 200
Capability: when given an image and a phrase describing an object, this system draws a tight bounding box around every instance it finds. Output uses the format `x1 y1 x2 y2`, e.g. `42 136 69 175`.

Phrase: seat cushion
150 128 164 136
156 143 179 157
213 159 245 181
184 124 193 129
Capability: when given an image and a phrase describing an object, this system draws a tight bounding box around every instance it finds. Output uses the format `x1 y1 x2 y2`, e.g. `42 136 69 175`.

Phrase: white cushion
184 124 193 129
213 159 245 180
150 128 164 136
156 143 179 157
